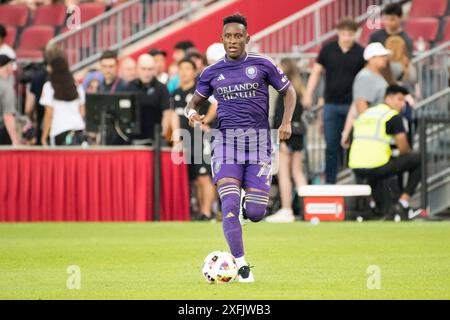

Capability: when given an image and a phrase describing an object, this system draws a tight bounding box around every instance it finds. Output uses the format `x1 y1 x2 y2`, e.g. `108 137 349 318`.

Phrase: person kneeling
348 85 420 220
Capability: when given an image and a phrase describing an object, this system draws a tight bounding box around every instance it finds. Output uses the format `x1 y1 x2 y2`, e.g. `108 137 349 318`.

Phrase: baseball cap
363 42 392 61
0 54 13 67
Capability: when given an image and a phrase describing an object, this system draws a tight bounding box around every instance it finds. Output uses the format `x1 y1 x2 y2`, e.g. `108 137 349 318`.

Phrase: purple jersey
196 52 290 166
195 52 291 131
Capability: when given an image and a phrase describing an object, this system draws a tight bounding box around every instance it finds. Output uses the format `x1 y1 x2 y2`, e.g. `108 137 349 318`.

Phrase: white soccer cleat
237 265 255 283
265 208 295 223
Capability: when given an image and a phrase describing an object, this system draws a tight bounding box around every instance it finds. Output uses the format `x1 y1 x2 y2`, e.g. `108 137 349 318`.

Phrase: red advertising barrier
0 147 190 222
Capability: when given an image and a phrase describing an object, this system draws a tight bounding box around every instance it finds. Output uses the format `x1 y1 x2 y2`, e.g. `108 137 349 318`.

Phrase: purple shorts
211 160 272 193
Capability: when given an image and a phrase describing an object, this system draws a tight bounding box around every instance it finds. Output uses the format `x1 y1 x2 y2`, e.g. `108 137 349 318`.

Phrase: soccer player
184 14 296 282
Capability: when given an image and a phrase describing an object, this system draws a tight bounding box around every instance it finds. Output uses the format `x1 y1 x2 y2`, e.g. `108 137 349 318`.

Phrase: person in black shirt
98 50 128 93
171 58 215 221
127 54 171 145
303 18 365 184
24 46 64 145
368 3 413 59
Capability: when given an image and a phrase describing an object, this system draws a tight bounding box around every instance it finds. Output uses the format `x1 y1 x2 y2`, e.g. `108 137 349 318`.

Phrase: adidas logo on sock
225 212 235 218
217 74 225 81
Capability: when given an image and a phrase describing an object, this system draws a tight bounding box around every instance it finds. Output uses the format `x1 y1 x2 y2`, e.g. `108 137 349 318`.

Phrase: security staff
349 85 421 220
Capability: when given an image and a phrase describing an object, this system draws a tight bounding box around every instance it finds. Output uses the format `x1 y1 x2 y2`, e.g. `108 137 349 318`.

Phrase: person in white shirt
40 56 86 146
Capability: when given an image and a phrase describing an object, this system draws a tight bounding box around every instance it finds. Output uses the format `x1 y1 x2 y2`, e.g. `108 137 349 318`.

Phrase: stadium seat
147 1 183 24
4 26 17 48
16 26 55 60
409 0 448 18
0 4 29 27
119 2 143 33
79 3 106 23
61 27 92 50
404 18 440 41
442 17 450 42
33 4 67 27
96 25 132 51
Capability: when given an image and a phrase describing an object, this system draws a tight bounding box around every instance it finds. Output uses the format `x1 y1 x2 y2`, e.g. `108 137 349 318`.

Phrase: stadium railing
48 0 220 72
412 41 450 99
415 88 450 216
249 0 404 55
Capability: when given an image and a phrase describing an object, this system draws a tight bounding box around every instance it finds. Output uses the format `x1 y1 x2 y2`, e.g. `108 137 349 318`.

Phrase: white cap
363 42 392 61
206 43 226 65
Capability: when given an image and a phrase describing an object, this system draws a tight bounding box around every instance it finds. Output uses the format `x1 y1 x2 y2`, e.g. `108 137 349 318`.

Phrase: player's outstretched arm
278 84 296 141
184 92 207 128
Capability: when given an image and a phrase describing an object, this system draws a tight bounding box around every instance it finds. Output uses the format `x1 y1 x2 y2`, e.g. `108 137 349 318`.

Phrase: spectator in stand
172 40 195 62
127 54 173 146
0 55 19 145
118 56 137 84
40 56 85 146
171 58 215 220
369 3 413 59
266 58 307 223
341 42 391 149
186 48 207 75
82 69 103 92
149 48 169 84
24 45 64 145
302 18 365 184
98 50 128 93
167 41 195 93
86 78 100 93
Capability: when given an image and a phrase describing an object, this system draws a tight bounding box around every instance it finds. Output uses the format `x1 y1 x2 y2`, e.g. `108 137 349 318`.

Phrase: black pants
353 152 421 201
54 130 84 146
0 126 12 145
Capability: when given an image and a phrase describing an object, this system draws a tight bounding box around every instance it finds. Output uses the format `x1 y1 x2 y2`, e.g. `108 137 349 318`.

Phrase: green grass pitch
1 221 450 300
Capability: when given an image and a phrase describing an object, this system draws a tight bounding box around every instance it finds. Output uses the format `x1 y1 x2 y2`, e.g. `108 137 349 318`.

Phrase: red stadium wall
130 0 316 61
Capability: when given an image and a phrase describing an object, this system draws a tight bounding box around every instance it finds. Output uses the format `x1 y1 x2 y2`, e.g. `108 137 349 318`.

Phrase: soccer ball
202 251 238 283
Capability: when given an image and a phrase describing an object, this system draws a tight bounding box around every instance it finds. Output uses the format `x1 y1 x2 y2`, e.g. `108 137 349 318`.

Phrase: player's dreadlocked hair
223 14 247 29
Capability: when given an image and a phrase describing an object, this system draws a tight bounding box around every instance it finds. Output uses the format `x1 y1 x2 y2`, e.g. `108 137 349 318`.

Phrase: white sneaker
265 208 295 223
237 265 255 283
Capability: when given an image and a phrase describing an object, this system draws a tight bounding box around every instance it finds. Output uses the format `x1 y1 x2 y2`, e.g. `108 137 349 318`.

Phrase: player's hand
278 123 292 141
188 114 205 129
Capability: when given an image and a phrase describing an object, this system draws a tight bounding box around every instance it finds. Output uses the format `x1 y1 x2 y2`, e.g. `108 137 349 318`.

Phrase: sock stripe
246 195 269 202
246 198 269 205
219 190 240 198
219 190 241 199
218 185 240 192
218 184 240 189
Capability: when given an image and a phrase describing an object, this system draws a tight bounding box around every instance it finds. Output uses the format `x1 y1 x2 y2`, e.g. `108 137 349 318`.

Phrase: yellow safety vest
349 104 398 169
